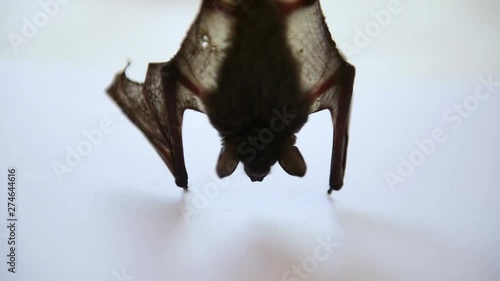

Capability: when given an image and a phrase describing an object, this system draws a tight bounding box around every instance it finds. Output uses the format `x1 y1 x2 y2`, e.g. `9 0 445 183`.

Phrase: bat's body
207 1 310 181
108 0 355 194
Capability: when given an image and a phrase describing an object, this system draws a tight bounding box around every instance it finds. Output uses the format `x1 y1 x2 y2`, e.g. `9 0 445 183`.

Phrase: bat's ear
216 143 239 178
279 145 306 177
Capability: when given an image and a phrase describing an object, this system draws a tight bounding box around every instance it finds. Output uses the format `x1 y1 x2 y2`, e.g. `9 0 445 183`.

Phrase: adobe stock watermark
339 0 409 57
180 174 231 224
52 118 115 182
282 236 340 281
238 106 297 162
7 0 72 53
385 75 499 190
109 268 135 281
181 106 297 223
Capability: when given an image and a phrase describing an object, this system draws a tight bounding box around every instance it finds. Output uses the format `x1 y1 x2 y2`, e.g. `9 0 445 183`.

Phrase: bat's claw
328 181 343 194
175 178 188 190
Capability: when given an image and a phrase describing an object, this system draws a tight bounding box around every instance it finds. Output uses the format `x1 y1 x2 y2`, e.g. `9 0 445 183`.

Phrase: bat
107 0 355 194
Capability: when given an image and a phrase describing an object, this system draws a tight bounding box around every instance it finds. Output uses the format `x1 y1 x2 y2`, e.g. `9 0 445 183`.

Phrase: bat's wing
107 63 172 173
107 62 206 188
285 2 356 193
107 3 235 189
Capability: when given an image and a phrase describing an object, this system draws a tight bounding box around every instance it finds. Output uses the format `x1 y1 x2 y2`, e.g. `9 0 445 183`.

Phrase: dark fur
206 1 311 179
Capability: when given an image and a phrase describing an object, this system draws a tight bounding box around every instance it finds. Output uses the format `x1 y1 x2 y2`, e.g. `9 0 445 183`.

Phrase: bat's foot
175 178 188 190
328 182 343 194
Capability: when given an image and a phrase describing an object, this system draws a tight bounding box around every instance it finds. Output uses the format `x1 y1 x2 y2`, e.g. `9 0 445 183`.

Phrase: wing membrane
107 63 176 174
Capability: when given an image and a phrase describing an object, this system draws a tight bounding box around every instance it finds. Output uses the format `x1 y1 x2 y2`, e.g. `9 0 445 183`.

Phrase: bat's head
216 134 306 182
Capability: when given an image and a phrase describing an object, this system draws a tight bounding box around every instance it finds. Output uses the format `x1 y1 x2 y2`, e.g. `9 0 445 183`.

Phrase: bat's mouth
248 173 267 182
248 174 268 182
244 166 270 182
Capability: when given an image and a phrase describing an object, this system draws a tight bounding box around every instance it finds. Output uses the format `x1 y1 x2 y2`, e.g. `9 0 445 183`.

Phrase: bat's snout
248 173 268 182
244 165 271 183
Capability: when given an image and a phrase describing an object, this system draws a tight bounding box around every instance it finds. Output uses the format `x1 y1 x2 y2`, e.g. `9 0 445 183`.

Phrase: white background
1 0 499 281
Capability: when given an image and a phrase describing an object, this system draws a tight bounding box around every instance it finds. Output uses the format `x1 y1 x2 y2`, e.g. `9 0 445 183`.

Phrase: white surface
1 1 499 281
